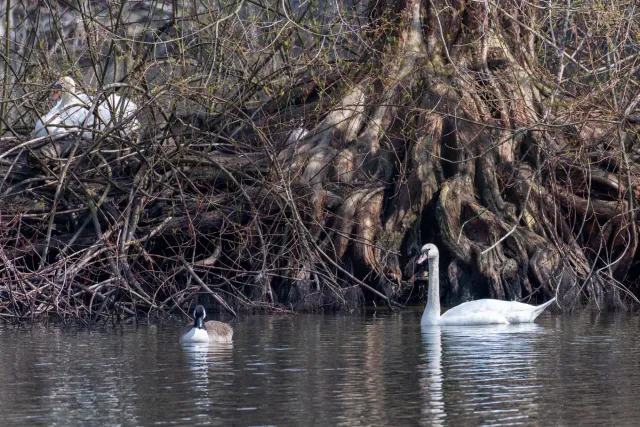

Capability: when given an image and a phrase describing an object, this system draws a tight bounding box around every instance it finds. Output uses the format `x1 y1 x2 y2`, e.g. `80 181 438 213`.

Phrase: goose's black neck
194 315 204 329
192 305 207 329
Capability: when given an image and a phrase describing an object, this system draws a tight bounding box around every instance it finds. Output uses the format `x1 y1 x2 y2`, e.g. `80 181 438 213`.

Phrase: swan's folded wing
441 299 547 324
33 118 46 137
60 105 92 127
34 104 66 136
98 94 140 133
103 94 137 118
439 310 509 325
442 299 535 317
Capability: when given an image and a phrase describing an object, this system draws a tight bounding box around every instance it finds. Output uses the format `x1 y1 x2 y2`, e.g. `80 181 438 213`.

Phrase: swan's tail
532 297 556 319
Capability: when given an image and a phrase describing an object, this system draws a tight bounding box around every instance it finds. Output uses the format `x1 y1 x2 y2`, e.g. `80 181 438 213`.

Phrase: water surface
0 311 639 426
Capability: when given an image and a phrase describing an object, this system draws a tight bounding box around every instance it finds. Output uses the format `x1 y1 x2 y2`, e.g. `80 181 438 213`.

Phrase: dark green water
0 311 639 426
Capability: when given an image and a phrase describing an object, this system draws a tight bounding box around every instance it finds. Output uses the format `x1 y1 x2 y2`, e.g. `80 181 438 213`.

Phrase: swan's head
52 76 77 101
193 305 207 329
417 243 439 264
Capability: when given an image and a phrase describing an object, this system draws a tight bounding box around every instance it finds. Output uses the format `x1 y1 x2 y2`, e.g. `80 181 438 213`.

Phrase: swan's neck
423 256 441 325
50 98 64 113
60 91 74 107
60 90 85 108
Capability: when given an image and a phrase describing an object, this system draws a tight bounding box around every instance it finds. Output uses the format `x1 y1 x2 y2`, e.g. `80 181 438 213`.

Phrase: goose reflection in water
180 342 234 416
419 323 546 426
181 342 234 375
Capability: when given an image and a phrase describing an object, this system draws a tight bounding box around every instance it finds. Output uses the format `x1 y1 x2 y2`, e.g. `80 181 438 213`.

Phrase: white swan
179 305 234 344
34 77 92 138
417 243 556 326
33 76 140 139
95 86 141 136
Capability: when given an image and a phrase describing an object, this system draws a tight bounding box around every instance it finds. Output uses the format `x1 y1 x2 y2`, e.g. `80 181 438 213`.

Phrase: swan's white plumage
418 243 556 326
438 298 556 325
95 93 141 135
33 77 140 139
34 92 94 138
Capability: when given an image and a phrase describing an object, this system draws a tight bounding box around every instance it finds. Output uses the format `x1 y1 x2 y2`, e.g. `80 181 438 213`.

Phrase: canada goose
418 243 556 326
33 76 140 139
179 305 233 344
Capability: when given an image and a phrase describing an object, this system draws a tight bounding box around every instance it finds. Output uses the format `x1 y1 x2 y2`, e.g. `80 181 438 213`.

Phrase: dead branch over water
1 0 640 320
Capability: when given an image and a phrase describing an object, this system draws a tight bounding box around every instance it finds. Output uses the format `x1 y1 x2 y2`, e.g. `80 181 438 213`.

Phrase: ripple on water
0 313 639 425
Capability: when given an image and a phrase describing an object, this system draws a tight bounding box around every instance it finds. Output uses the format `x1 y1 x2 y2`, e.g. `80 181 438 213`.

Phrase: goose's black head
417 243 439 265
193 305 207 329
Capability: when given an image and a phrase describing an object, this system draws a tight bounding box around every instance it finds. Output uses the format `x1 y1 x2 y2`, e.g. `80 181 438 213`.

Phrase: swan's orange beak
417 253 428 264
51 82 63 101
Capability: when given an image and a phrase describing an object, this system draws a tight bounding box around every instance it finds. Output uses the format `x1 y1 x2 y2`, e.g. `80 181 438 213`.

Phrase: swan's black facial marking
52 82 63 101
417 246 430 265
417 243 439 264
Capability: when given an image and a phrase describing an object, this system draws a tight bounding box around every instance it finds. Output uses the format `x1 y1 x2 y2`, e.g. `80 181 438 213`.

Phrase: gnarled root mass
1 0 640 320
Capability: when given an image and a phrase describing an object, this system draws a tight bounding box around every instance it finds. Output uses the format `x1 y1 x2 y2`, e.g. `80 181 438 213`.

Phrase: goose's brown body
202 320 233 343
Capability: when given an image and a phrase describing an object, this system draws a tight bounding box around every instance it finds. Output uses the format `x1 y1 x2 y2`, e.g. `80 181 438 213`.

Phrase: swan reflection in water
419 323 546 426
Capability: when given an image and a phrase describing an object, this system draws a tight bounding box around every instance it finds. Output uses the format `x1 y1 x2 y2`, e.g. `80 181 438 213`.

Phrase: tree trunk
284 0 640 310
